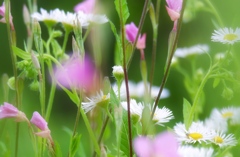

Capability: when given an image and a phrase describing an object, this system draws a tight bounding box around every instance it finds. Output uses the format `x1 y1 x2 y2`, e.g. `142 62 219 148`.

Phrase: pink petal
125 22 138 43
153 132 180 157
166 6 180 21
0 102 19 119
54 55 95 91
166 0 182 12
30 111 48 131
133 136 153 157
74 0 95 14
136 33 146 50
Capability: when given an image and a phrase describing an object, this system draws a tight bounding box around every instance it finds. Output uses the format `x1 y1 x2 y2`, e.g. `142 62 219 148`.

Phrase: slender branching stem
151 0 187 118
118 0 133 155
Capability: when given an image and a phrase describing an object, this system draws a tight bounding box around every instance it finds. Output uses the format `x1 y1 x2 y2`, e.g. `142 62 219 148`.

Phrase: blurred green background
1 0 240 156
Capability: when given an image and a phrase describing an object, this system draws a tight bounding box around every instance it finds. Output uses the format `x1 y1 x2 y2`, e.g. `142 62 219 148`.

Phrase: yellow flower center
222 112 233 118
213 136 223 144
102 95 107 100
188 132 203 140
224 34 238 41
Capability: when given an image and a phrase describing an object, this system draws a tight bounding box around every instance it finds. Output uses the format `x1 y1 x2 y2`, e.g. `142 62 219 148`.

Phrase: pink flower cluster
0 102 52 140
125 22 146 50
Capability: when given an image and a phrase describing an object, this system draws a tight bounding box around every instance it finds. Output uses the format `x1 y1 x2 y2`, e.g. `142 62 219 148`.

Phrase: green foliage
69 134 82 157
12 46 31 60
119 110 137 157
109 21 123 65
183 98 192 130
114 0 130 24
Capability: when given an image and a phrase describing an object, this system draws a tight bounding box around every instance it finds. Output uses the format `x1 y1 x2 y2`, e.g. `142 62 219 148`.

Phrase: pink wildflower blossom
74 0 95 14
165 0 182 21
30 111 51 139
0 102 27 122
54 55 95 91
165 0 182 30
0 2 14 30
125 22 146 50
133 131 180 157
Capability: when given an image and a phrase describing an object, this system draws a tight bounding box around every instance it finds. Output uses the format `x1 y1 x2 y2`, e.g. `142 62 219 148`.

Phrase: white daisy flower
174 122 212 144
121 99 144 123
82 90 110 113
210 131 237 148
211 27 240 45
152 106 174 126
178 146 215 157
210 107 240 126
204 117 228 133
174 44 209 58
113 81 170 100
32 8 108 28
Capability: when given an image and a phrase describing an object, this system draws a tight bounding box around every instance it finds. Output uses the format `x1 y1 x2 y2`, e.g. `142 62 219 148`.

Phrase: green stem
45 81 56 121
118 0 133 155
80 108 101 155
188 66 213 126
92 110 111 157
149 0 161 93
204 0 224 27
151 0 187 118
4 1 20 157
127 0 151 69
61 29 70 58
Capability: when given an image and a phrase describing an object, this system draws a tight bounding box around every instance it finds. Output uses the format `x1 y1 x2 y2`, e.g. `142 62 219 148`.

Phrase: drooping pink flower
0 102 27 122
54 55 95 91
0 2 14 30
74 0 95 14
30 111 51 139
125 22 146 50
133 131 180 157
165 0 183 21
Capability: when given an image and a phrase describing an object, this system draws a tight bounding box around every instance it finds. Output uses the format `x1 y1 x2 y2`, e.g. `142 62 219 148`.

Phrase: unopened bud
23 5 30 25
222 87 233 100
31 52 40 69
112 65 124 83
7 77 15 90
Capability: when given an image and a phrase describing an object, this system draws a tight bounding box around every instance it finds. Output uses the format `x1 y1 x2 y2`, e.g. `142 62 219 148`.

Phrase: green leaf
125 42 133 66
119 110 137 157
183 98 192 130
12 46 31 60
109 21 123 65
69 134 82 157
213 78 221 88
51 141 62 157
110 87 120 107
114 0 130 23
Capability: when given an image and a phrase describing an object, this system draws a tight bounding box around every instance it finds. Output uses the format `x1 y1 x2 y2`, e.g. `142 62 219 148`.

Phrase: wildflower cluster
0 0 240 156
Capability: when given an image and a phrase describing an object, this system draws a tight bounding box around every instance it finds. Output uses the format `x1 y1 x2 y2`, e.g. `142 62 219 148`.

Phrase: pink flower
133 131 180 157
0 2 14 30
74 0 95 14
0 102 27 122
30 111 51 139
125 22 146 50
165 0 182 21
54 55 95 91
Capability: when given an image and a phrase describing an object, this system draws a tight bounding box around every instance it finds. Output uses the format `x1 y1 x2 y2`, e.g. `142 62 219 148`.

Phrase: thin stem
127 0 151 69
4 1 20 157
149 0 161 93
61 29 70 57
92 111 111 157
81 108 101 156
204 0 224 27
118 0 133 155
151 0 187 118
45 81 56 121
